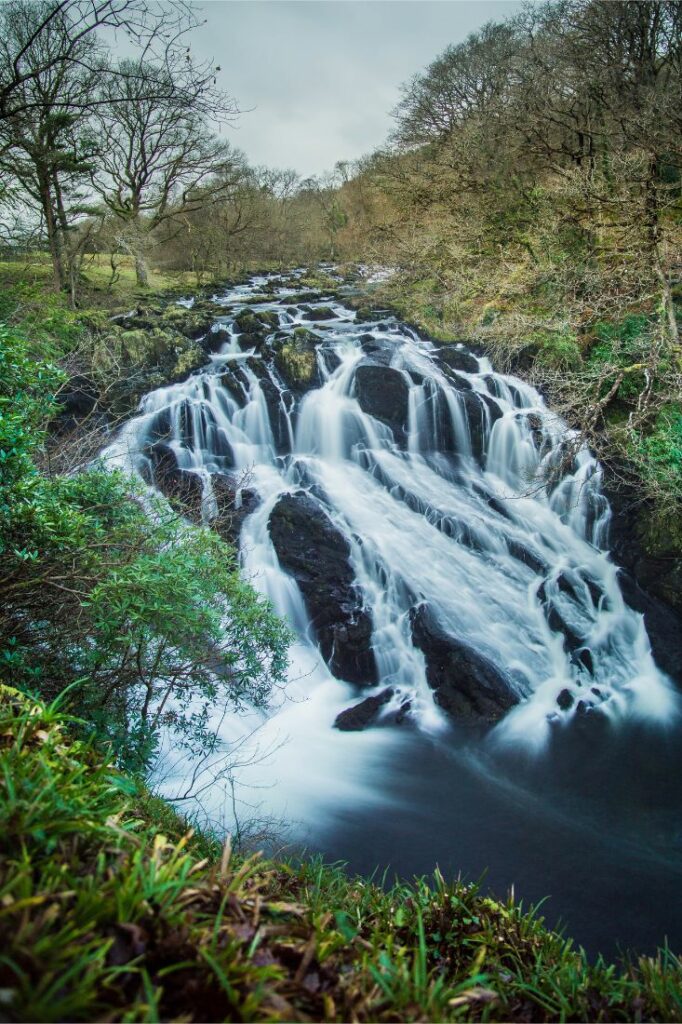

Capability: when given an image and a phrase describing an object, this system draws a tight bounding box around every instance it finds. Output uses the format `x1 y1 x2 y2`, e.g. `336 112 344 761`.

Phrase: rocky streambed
104 269 679 741
98 267 682 958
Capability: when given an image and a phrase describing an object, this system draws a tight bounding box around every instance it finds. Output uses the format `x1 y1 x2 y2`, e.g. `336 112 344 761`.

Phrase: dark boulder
600 470 682 686
149 445 204 513
432 387 501 461
58 373 99 418
301 306 338 321
436 346 480 375
537 581 584 653
210 478 260 545
506 539 548 576
221 361 292 453
268 491 377 684
204 325 233 353
410 604 518 723
353 363 411 446
334 688 395 731
617 571 682 687
441 369 473 392
220 365 248 404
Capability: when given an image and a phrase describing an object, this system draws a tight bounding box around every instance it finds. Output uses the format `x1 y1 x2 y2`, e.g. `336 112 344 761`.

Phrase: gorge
105 269 682 958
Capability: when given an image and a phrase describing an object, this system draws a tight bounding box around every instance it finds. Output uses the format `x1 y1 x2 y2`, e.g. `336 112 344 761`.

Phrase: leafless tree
89 56 239 286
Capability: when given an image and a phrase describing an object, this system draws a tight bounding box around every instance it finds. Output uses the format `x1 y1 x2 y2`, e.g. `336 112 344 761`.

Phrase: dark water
317 720 682 959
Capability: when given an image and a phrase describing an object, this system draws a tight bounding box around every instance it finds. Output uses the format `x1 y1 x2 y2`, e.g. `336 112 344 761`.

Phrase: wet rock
250 362 293 453
436 346 480 375
526 412 544 447
318 346 342 375
220 365 248 404
506 539 548 575
353 363 411 446
573 648 594 675
211 479 261 545
441 369 473 392
436 389 501 461
149 445 203 511
360 347 394 366
232 309 276 350
301 306 337 321
334 688 394 731
604 473 682 685
617 571 682 687
273 328 323 394
410 604 518 723
204 325 233 353
268 491 377 684
537 583 584 653
557 688 574 711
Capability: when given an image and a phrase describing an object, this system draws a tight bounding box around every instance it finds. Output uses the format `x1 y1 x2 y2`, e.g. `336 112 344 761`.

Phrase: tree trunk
37 167 65 291
52 169 78 307
135 251 150 288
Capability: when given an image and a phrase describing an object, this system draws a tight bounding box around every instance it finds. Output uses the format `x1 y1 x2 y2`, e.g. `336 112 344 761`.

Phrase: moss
532 328 582 370
275 341 317 386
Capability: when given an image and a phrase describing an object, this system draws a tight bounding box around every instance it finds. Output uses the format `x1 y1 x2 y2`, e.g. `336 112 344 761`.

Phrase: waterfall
104 272 677 825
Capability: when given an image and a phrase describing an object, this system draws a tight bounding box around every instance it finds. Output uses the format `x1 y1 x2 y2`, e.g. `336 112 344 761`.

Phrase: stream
106 270 682 958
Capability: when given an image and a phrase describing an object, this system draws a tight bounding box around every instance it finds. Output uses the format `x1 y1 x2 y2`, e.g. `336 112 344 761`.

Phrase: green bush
638 403 682 497
0 327 291 774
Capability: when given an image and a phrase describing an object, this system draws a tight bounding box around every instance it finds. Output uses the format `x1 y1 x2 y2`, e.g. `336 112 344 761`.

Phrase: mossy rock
234 310 265 336
301 306 337 321
274 339 320 392
254 310 280 331
292 326 321 346
159 308 213 340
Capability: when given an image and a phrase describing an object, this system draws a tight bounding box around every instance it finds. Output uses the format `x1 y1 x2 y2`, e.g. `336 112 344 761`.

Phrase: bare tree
0 0 229 299
90 57 239 286
0 0 211 121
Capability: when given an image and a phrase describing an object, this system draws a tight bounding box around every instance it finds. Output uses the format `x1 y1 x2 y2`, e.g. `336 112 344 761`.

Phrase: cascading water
105 272 677 837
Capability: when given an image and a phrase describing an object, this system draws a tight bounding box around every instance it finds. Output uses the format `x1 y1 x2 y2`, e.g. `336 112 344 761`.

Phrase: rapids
104 271 681 955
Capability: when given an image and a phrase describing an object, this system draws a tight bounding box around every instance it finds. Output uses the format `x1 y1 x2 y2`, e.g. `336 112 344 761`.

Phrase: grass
1 684 681 1022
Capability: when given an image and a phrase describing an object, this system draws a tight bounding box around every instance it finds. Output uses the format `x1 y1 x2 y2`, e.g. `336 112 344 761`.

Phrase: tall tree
0 0 225 299
90 57 238 287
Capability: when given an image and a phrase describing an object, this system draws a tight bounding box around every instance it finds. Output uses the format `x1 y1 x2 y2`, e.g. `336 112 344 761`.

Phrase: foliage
1 685 682 1023
0 327 290 774
638 404 682 499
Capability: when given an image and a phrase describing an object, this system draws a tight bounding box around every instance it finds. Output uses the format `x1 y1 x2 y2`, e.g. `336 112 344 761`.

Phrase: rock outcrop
268 492 377 684
353 363 411 446
410 604 518 723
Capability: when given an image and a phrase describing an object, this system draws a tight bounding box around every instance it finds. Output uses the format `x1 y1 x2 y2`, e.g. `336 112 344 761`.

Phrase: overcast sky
187 1 523 177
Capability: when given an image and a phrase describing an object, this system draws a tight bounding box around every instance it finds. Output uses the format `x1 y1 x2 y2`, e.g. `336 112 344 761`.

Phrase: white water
104 273 677 831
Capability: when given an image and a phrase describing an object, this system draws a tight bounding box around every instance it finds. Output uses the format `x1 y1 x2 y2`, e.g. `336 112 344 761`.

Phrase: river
105 269 682 959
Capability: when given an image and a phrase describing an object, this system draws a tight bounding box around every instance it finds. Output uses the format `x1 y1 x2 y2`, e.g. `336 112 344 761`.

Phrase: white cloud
186 1 522 175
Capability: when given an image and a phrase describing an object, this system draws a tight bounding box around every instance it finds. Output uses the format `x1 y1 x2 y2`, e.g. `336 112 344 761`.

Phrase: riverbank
2 684 682 1023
